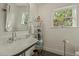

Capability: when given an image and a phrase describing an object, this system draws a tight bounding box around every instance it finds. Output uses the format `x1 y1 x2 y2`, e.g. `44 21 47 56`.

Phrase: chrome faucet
12 31 16 41
8 31 16 43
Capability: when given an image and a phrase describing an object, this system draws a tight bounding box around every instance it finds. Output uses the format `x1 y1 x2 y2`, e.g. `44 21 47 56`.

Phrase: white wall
38 3 79 55
30 3 38 17
0 4 6 32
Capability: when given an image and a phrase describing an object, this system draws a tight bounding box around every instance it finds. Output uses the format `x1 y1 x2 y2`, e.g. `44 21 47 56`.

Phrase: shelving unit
34 16 43 55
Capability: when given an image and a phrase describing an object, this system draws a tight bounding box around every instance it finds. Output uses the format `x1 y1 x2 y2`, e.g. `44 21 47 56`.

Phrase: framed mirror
5 3 30 32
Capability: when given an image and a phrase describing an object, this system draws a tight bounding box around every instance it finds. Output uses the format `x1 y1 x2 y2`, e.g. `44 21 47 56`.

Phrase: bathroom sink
0 35 38 56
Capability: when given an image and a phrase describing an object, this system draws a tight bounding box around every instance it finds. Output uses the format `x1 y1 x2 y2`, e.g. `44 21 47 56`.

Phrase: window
21 12 29 25
53 5 77 27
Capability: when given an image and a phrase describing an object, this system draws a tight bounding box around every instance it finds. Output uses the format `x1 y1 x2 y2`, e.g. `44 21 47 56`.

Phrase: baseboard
43 47 75 56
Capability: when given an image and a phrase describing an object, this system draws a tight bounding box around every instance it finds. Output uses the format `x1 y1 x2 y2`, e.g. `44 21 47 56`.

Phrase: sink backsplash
15 31 30 39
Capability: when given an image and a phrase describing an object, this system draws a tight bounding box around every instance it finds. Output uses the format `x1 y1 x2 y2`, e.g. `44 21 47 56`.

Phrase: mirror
5 3 30 32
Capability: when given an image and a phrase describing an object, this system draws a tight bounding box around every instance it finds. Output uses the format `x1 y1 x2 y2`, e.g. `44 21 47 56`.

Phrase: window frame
51 5 77 28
